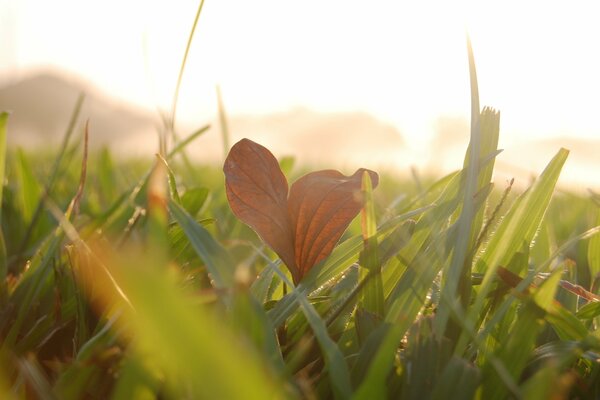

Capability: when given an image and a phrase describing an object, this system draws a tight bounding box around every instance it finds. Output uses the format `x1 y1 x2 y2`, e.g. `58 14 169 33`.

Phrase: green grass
2 28 600 400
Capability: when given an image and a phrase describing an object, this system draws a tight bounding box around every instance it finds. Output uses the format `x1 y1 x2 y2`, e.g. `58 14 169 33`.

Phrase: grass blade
168 200 235 290
456 148 569 355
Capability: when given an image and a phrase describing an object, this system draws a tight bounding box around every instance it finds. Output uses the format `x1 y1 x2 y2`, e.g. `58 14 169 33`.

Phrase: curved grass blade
168 200 234 290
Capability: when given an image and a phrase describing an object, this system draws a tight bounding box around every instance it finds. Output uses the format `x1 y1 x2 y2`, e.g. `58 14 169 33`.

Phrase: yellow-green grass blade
358 171 384 318
109 260 285 399
589 207 600 282
168 200 234 290
471 225 600 358
268 205 431 328
456 148 569 355
0 113 7 285
481 269 561 399
434 36 501 336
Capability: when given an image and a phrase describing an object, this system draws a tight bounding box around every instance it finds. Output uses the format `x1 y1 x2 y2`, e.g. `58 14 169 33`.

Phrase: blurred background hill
1 70 599 192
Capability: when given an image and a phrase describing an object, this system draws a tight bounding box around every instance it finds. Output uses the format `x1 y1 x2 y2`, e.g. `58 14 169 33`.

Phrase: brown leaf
288 169 379 279
224 139 378 284
223 139 297 275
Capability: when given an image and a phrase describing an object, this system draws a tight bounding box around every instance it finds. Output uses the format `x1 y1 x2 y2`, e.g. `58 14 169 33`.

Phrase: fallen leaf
224 139 378 284
224 139 297 274
288 169 378 279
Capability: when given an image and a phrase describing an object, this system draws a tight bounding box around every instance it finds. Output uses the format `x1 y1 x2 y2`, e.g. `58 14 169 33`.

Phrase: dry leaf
224 138 378 284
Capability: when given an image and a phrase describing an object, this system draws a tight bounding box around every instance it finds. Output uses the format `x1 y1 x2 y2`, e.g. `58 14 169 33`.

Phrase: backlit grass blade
0 113 7 284
0 113 7 217
434 37 501 336
268 264 352 399
168 200 235 290
268 205 432 328
358 170 384 318
481 269 562 399
15 150 42 227
589 207 600 279
166 124 210 159
456 148 569 355
216 85 230 158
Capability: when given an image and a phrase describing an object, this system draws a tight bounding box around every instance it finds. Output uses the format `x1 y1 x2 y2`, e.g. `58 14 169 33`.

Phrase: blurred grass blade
216 85 230 158
15 149 42 227
16 94 84 262
431 356 480 400
0 112 7 218
0 113 7 284
589 207 600 281
156 154 182 205
166 124 210 159
170 0 205 131
110 261 284 399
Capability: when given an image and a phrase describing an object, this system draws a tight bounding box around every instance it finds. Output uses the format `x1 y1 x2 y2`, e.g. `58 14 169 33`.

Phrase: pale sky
1 0 599 187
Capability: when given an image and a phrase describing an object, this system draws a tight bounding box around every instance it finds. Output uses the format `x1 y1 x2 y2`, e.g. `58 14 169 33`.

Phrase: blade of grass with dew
470 225 600 361
355 175 478 397
268 205 432 328
169 199 234 290
481 269 562 399
384 170 465 308
355 221 454 398
268 263 352 399
455 148 569 356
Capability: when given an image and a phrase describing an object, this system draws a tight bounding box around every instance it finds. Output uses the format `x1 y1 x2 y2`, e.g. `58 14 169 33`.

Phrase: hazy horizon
1 70 599 194
0 1 599 190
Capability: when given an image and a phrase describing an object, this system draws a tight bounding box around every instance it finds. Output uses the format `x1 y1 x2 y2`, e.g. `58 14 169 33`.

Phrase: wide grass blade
108 260 284 399
168 200 235 290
